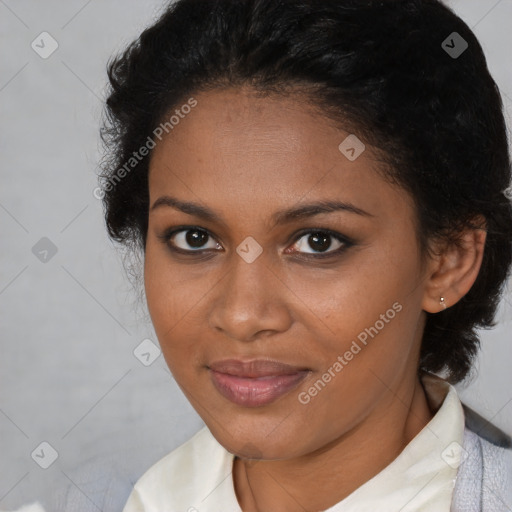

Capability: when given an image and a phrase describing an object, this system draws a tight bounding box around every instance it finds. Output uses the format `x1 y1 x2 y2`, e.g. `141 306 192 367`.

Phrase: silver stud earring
440 297 447 310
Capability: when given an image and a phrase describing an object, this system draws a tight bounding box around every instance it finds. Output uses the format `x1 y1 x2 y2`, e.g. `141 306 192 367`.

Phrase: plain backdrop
1 0 511 509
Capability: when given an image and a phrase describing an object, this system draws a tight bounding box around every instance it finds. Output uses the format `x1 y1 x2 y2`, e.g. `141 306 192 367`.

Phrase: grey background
1 0 511 510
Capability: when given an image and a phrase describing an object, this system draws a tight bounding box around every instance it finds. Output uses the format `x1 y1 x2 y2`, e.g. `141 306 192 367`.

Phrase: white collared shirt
123 372 465 512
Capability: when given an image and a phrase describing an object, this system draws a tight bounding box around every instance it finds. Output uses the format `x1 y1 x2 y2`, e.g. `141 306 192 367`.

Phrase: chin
207 421 305 461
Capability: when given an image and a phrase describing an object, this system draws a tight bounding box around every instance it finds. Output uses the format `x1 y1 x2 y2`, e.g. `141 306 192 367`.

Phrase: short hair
99 0 512 384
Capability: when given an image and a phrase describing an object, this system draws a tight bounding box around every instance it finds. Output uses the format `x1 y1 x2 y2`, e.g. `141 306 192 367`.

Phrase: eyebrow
150 195 373 226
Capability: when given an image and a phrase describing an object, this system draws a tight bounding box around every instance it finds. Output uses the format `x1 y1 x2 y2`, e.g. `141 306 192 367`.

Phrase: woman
96 0 512 510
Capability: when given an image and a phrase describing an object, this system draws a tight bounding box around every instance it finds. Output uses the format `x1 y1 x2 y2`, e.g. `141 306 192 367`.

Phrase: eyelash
157 225 354 261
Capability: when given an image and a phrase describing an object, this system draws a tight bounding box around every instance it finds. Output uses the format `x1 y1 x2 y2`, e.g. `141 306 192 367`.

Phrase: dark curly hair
99 0 512 384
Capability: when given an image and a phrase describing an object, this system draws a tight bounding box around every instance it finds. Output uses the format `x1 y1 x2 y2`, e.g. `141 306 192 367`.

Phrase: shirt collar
324 371 465 511
125 372 464 512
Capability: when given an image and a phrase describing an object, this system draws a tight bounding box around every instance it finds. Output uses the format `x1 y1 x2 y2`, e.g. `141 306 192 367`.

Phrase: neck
233 374 434 512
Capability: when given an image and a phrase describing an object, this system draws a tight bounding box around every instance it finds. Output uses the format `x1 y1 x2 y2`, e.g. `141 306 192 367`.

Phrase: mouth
207 358 311 407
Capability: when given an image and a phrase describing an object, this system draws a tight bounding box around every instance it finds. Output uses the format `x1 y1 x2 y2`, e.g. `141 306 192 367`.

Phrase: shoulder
462 402 512 449
127 425 215 493
123 426 239 511
50 453 138 512
453 403 512 511
476 427 512 510
48 426 235 512
48 436 181 512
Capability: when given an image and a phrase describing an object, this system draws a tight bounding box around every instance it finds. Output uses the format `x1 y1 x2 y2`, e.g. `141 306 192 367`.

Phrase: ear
422 216 487 313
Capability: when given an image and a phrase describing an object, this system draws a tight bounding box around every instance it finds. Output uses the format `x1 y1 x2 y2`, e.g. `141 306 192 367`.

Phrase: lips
208 358 310 407
208 358 309 378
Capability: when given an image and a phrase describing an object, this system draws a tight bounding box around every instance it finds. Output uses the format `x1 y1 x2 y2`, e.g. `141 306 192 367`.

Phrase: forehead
150 87 367 177
147 87 413 225
153 87 343 162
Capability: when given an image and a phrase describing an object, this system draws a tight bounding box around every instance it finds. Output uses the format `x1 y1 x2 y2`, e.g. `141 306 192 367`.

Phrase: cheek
293 246 418 341
144 242 189 340
143 242 217 364
144 238 200 319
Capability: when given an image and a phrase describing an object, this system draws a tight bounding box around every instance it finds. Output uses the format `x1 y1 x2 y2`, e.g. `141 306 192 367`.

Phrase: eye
159 226 353 259
163 227 221 252
288 229 351 258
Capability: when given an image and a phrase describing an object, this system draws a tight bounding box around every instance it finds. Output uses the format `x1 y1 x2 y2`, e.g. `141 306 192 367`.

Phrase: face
144 87 431 459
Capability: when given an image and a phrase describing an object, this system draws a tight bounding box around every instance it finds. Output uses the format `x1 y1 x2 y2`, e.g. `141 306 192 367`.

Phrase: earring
440 297 447 310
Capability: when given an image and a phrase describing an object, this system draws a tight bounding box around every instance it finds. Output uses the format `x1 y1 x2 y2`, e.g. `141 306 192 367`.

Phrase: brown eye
291 231 346 255
169 228 221 251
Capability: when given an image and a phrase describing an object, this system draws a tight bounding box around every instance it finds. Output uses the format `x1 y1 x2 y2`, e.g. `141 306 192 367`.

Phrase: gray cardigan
50 404 512 511
451 403 512 511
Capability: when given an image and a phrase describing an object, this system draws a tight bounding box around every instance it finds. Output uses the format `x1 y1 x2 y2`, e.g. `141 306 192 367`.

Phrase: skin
144 86 486 511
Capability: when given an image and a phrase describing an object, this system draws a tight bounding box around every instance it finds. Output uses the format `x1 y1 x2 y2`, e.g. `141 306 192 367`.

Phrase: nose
208 251 293 343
